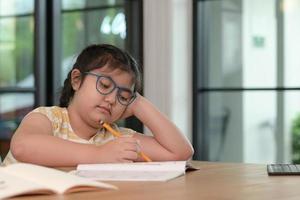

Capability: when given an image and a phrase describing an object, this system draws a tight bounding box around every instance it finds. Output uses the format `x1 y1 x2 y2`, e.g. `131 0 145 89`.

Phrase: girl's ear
71 69 82 91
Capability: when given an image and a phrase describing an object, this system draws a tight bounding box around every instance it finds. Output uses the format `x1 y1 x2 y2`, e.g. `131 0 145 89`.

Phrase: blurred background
1 0 300 164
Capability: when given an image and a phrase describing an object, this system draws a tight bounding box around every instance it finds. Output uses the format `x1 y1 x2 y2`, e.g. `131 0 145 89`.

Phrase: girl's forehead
92 66 134 86
93 65 124 74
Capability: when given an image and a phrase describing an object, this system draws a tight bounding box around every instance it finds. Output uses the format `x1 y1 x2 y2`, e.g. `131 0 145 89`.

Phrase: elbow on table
183 146 195 160
173 146 194 161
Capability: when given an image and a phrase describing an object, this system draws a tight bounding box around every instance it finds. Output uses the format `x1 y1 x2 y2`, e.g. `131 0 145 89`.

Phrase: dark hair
59 44 142 107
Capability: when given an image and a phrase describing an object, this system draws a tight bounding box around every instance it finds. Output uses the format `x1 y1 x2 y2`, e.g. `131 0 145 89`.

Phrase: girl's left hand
119 92 142 119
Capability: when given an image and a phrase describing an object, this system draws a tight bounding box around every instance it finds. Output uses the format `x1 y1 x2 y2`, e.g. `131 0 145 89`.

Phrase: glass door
193 0 300 163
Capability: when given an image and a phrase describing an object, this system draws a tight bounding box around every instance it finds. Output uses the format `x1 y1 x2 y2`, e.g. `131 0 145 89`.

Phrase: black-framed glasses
84 72 136 106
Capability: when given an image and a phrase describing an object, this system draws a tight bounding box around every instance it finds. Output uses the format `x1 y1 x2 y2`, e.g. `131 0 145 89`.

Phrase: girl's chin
97 115 108 123
97 114 114 124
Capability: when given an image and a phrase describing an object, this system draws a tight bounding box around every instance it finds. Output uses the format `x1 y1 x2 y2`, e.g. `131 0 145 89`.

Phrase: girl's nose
104 89 118 104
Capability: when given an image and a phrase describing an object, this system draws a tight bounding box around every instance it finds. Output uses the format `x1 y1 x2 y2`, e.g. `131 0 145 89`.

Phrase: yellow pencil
101 122 152 162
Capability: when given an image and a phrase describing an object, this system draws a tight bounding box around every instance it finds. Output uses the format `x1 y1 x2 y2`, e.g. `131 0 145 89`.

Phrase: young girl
3 44 194 166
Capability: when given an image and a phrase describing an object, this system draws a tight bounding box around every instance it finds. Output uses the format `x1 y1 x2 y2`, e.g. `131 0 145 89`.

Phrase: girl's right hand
119 93 143 120
96 136 139 163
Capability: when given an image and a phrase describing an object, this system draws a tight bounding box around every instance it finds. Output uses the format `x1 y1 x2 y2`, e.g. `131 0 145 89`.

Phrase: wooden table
9 161 300 200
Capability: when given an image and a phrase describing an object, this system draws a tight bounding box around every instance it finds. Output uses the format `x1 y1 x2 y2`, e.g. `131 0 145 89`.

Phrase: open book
73 161 191 181
0 163 117 199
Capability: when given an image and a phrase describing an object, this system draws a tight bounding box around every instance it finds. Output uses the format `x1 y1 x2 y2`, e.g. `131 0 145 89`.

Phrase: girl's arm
10 113 139 167
129 94 194 161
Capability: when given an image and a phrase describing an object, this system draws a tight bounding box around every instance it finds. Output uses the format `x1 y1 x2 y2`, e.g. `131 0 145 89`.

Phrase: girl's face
71 65 135 127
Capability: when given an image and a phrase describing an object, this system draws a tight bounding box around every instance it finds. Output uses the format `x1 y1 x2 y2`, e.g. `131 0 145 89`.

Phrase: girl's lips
96 106 111 115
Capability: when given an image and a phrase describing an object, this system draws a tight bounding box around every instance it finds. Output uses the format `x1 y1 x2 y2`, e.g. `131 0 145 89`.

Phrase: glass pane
284 0 300 87
62 0 124 10
61 8 126 83
0 93 34 158
200 91 282 163
0 16 34 87
197 0 277 88
0 0 34 16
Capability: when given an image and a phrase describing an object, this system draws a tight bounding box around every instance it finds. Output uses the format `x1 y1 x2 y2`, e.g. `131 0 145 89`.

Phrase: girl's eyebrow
117 84 135 92
90 71 134 91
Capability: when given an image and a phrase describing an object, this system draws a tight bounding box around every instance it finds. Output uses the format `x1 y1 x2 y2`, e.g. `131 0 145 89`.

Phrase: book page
2 163 117 194
0 171 54 199
75 161 187 181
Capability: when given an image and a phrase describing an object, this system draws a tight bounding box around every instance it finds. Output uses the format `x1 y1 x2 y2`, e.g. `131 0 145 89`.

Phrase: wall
143 0 192 141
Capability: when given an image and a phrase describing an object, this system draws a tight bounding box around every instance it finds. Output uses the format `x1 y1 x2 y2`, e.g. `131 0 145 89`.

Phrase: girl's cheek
112 107 125 119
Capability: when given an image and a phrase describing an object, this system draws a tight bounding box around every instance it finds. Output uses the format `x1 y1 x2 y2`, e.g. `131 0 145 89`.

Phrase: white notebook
0 163 117 199
73 161 188 181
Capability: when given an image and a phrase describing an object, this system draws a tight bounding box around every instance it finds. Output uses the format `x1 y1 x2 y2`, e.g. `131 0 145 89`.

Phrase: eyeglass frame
83 71 137 106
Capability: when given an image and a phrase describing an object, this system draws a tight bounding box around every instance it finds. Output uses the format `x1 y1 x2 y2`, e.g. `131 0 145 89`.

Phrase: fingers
106 135 142 162
115 137 140 161
123 151 139 161
113 147 138 162
119 138 141 153
136 140 141 152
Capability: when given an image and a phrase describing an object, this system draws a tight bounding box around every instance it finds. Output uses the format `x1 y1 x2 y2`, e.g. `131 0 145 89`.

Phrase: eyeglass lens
97 76 134 105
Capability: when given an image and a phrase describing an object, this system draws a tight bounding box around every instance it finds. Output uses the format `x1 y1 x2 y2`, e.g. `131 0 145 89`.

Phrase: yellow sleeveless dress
2 106 135 165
